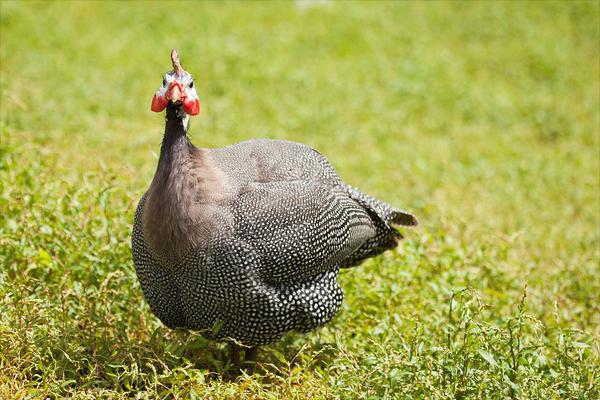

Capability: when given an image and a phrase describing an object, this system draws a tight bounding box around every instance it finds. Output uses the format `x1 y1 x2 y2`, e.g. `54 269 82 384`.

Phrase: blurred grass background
1 1 598 398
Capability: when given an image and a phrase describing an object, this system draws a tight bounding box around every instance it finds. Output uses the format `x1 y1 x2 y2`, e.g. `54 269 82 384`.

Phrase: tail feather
389 209 419 227
340 185 417 268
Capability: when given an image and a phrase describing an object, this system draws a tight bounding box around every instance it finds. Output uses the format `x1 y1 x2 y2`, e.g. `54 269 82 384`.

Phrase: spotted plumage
132 51 418 347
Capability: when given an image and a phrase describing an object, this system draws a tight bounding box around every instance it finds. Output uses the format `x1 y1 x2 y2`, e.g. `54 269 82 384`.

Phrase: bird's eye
162 78 167 86
189 81 194 88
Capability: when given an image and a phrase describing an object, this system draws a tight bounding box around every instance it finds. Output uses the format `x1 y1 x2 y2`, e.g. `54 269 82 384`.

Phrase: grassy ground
1 1 599 398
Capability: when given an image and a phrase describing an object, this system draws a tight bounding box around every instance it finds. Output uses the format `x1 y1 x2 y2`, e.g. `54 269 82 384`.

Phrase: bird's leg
230 343 241 370
243 347 258 373
229 343 258 372
244 347 257 363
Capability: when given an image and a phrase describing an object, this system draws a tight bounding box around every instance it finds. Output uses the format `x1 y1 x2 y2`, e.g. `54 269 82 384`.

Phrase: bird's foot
229 343 258 374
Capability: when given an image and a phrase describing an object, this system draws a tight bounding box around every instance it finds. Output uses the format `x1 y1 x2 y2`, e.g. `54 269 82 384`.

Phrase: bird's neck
143 103 231 260
156 103 193 179
144 103 198 260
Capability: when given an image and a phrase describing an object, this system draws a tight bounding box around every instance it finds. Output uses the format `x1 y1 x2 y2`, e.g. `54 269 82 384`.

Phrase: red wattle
151 94 168 112
183 98 200 115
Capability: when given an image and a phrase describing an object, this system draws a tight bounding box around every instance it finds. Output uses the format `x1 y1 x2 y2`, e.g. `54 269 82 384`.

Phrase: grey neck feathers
144 104 231 260
156 103 193 181
144 103 201 260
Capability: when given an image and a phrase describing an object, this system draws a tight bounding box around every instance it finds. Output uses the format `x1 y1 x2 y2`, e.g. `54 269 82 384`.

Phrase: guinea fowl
132 50 418 365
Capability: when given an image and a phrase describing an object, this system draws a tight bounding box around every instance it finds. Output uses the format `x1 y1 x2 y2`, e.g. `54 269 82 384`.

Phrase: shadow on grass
33 321 340 389
3 267 341 392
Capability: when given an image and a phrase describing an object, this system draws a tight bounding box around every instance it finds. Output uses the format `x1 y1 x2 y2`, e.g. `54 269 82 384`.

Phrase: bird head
151 49 200 116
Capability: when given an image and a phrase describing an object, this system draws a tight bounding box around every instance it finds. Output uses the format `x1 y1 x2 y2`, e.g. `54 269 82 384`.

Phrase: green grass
1 1 599 398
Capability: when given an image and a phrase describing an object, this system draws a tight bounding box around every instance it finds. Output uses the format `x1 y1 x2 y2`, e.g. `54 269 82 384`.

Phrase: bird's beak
167 82 183 103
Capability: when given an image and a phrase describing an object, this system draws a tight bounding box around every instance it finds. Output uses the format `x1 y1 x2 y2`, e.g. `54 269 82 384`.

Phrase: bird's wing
233 180 376 284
